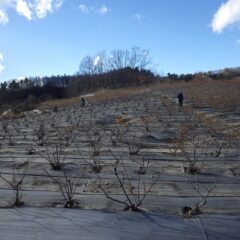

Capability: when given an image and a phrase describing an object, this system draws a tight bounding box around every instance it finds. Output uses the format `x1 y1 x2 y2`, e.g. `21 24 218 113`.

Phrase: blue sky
1 0 240 82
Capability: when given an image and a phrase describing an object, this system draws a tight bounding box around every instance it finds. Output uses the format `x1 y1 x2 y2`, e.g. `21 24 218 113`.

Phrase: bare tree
108 126 125 146
77 129 102 173
0 124 7 149
77 147 102 174
3 124 16 146
181 174 216 217
173 127 209 174
98 152 159 211
109 47 152 70
33 120 47 147
131 156 150 175
44 170 81 208
36 142 66 170
93 51 109 88
93 51 108 74
78 56 95 76
0 159 29 207
129 46 152 70
124 133 143 155
55 126 75 147
211 135 227 157
109 49 128 70
140 116 151 136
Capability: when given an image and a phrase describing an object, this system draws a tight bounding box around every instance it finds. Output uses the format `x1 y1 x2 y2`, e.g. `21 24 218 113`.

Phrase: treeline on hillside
0 46 240 113
166 67 240 81
0 67 156 113
0 46 156 112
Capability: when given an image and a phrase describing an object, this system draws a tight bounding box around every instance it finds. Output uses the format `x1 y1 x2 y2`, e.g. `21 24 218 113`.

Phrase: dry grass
0 109 25 120
40 87 151 110
40 77 239 112
40 97 81 110
85 87 151 103
158 77 240 112
115 116 132 124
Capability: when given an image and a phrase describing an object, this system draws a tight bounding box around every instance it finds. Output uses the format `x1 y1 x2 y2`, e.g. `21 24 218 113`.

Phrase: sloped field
0 88 239 239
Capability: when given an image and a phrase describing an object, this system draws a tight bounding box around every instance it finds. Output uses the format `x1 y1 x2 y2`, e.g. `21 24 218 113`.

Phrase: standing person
177 92 183 111
81 97 86 107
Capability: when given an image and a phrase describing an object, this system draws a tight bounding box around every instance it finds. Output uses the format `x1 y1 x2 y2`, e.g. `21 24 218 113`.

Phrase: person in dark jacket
177 92 183 110
81 97 86 107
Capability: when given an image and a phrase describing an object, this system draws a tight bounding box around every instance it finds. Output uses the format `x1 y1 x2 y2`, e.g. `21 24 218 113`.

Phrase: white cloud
16 76 26 81
97 5 110 15
34 0 63 18
0 0 63 24
35 0 53 19
16 0 32 20
0 53 5 75
79 4 90 14
133 14 142 20
132 13 143 22
0 0 14 24
211 0 240 33
0 9 9 25
93 55 101 66
236 39 240 44
79 4 110 16
0 53 3 62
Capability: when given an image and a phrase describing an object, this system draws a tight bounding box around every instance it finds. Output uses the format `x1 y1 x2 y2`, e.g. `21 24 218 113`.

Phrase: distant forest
0 46 240 112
